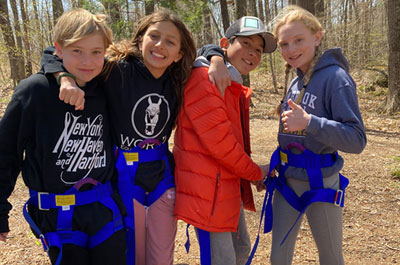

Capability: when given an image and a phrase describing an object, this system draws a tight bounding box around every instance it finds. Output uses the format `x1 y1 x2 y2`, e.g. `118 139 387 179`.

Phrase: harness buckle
334 189 343 207
39 234 49 252
38 192 50 211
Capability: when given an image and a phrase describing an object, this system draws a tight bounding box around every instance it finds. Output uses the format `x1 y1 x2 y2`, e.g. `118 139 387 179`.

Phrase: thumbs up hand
281 99 311 132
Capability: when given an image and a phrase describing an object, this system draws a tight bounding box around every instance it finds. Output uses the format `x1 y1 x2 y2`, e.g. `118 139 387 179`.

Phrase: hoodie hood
314 48 349 73
296 48 350 78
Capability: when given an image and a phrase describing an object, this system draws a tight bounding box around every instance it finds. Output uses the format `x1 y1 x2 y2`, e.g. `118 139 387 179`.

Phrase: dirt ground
0 70 399 265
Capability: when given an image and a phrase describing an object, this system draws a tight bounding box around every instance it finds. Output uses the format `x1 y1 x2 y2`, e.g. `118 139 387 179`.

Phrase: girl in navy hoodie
266 5 366 265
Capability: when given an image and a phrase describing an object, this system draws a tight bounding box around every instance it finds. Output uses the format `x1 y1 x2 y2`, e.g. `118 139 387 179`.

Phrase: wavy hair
54 8 112 49
104 9 196 126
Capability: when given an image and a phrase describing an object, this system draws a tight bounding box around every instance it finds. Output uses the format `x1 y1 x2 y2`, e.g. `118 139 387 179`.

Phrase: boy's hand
208 56 231 97
281 99 311 132
251 180 266 192
56 73 85 110
0 232 8 242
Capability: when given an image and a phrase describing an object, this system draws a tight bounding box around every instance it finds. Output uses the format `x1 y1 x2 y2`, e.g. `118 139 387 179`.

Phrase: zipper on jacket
210 172 220 216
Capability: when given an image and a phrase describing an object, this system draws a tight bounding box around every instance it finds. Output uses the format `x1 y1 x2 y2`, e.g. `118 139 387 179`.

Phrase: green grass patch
391 168 400 180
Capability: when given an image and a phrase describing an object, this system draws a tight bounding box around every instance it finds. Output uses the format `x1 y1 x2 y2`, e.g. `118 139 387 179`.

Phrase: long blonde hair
273 5 324 114
54 8 112 49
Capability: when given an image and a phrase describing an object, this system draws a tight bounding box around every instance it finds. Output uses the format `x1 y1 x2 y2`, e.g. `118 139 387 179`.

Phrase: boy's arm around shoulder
40 46 66 74
197 44 231 95
182 68 262 182
40 46 85 110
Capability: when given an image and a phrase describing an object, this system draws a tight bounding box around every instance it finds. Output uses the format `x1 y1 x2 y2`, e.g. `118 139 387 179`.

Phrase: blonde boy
0 9 126 265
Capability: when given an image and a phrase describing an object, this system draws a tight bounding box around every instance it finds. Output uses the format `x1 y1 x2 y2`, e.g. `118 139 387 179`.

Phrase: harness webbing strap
197 228 212 265
115 143 175 265
184 224 212 265
23 180 123 265
245 146 348 265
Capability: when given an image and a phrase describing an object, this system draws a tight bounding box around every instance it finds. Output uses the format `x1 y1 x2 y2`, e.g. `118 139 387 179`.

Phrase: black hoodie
0 73 116 233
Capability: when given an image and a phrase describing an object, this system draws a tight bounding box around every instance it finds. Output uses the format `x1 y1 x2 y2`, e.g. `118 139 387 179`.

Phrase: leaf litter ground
0 70 399 265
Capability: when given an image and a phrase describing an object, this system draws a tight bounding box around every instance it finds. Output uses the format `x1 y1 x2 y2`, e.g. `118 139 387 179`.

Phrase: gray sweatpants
197 205 251 265
270 173 345 265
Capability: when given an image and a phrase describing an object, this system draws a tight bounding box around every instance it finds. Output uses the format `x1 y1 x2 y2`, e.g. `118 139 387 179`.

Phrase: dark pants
49 230 126 265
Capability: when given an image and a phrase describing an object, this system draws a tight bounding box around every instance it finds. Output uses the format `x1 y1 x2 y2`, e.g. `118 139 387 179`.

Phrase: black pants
49 230 126 265
29 193 127 265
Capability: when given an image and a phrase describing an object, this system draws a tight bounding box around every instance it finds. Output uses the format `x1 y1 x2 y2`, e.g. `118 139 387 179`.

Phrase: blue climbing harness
246 144 349 265
184 224 212 265
23 179 124 265
115 143 174 265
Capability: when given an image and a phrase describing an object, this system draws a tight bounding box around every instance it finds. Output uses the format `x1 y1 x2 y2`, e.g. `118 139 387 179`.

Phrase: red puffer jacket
173 67 262 232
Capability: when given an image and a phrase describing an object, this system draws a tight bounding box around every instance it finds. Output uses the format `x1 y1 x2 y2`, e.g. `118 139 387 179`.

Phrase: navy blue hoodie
279 48 367 180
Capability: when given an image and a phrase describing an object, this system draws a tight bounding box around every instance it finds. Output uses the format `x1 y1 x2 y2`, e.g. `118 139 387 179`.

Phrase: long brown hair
104 9 196 126
273 5 324 114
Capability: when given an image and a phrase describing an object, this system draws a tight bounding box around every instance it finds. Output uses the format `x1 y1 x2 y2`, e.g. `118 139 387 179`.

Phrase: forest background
0 0 399 112
0 0 399 264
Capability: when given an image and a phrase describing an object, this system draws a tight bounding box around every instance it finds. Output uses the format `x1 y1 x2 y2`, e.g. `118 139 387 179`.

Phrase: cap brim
235 31 277 53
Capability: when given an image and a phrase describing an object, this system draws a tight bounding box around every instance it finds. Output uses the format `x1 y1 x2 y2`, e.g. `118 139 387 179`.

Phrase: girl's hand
281 99 311 132
57 73 85 111
0 232 8 242
208 56 231 97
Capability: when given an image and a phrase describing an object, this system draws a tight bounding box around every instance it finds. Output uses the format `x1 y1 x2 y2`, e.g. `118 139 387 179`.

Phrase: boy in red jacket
173 16 277 265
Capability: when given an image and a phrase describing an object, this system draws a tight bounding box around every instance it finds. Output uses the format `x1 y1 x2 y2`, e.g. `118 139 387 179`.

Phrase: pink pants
133 188 177 265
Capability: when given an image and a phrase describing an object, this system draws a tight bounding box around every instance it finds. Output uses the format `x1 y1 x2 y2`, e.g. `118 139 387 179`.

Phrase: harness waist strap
29 182 113 210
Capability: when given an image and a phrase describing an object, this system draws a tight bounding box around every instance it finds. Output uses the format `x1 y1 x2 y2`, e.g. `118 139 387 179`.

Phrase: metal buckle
334 189 343 207
39 234 49 252
38 192 49 211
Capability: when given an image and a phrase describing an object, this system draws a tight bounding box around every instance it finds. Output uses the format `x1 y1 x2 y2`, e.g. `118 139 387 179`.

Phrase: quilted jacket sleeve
182 68 262 182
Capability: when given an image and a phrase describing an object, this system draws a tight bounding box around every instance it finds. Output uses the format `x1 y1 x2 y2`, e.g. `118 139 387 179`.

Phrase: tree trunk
384 0 400 113
264 0 271 24
19 0 32 75
0 0 25 84
269 54 278 93
124 0 129 22
315 0 324 21
258 0 264 23
9 0 25 78
248 0 257 17
31 0 43 52
235 0 249 86
202 0 212 45
297 0 315 15
145 0 155 15
220 0 230 32
52 0 64 25
235 0 247 19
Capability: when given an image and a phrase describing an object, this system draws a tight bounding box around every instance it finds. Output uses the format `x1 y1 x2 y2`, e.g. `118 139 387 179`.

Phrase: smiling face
222 35 264 75
55 33 106 87
139 21 183 78
277 21 322 73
